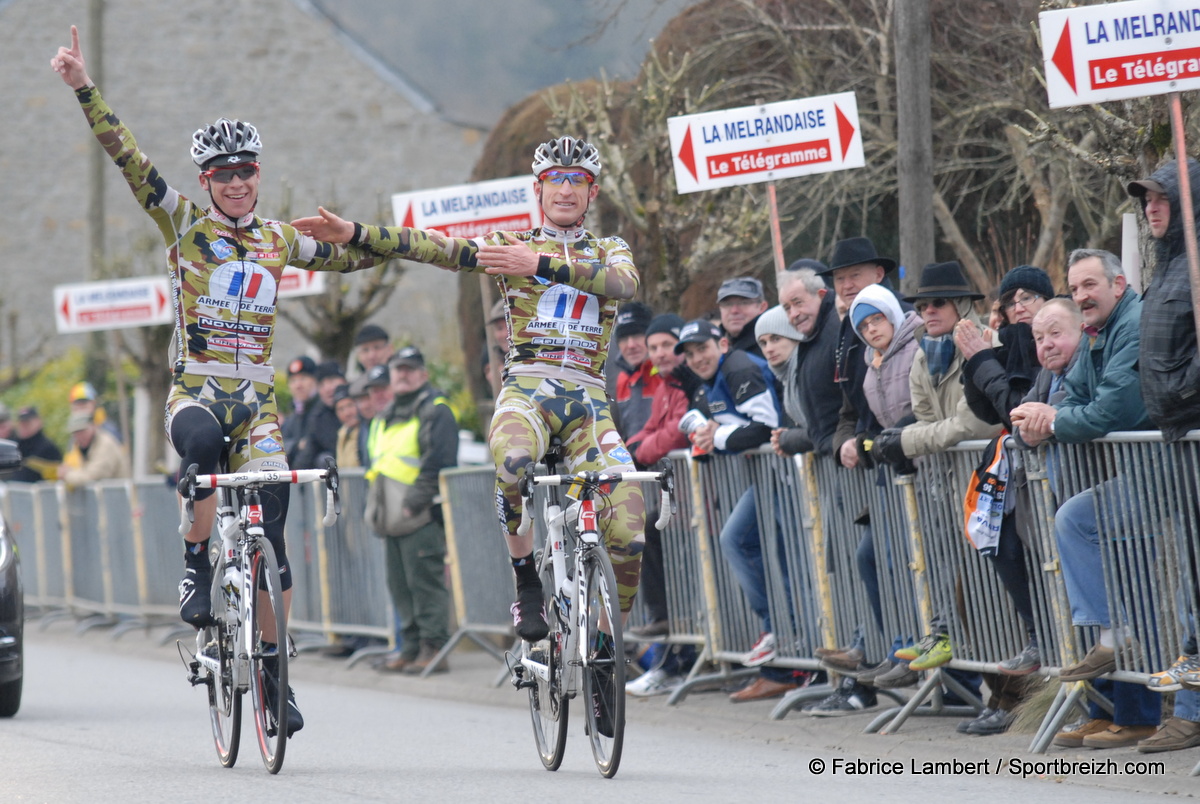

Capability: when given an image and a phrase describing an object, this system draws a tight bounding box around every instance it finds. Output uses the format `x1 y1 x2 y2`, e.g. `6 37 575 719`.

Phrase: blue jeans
719 486 771 633
1056 480 1163 727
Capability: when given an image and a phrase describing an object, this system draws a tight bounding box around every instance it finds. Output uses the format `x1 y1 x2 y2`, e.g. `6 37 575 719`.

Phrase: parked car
0 438 24 717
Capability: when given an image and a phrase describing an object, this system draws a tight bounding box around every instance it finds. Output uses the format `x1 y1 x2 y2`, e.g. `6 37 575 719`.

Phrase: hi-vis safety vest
365 392 448 484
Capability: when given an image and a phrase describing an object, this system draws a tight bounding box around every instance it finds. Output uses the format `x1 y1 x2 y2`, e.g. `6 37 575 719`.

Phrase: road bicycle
509 444 675 778
177 455 340 774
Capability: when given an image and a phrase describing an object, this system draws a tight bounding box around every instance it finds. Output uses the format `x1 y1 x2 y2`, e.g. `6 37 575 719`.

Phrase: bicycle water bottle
557 575 573 619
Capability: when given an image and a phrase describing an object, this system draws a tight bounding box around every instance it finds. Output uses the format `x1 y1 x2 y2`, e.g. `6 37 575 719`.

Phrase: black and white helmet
531 136 601 178
191 118 262 168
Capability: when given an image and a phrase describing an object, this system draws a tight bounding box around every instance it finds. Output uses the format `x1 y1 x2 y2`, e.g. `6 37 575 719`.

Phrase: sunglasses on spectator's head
539 169 594 186
203 163 259 183
914 298 950 314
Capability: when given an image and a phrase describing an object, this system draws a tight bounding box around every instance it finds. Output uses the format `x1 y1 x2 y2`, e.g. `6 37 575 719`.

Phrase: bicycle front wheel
247 538 288 774
528 562 568 770
580 548 625 778
203 578 242 768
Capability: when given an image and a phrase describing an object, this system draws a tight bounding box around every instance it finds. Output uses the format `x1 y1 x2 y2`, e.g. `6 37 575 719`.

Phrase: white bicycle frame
182 468 338 687
516 469 674 689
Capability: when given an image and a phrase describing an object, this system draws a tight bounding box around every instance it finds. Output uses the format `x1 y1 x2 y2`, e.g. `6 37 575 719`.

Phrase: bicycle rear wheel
528 561 569 770
204 557 241 767
580 548 625 778
247 538 288 774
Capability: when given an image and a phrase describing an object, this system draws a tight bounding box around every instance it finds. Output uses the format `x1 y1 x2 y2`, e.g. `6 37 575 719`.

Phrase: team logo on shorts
257 436 282 454
608 446 633 464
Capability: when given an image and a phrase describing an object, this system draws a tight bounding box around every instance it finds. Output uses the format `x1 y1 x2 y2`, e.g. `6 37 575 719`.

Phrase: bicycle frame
513 463 675 777
179 460 340 773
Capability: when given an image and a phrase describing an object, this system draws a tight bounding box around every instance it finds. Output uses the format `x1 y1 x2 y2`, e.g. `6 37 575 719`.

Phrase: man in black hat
872 261 999 468
367 345 457 675
283 356 318 469
354 324 394 376
12 406 63 483
716 277 769 359
823 237 905 470
291 360 343 470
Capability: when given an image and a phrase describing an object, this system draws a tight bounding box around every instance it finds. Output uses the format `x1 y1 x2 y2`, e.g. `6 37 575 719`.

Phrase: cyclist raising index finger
52 25 384 737
293 139 646 644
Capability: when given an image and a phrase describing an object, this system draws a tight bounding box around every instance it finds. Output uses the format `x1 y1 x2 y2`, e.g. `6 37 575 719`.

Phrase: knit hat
849 284 904 344
645 313 686 340
614 301 654 340
754 305 804 342
998 264 1054 301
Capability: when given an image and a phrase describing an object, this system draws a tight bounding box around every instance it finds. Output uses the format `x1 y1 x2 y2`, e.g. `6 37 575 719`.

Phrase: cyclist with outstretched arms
294 138 646 649
52 26 383 735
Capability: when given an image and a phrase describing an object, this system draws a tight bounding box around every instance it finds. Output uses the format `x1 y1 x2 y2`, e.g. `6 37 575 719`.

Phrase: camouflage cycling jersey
353 219 646 610
352 222 638 388
75 86 381 385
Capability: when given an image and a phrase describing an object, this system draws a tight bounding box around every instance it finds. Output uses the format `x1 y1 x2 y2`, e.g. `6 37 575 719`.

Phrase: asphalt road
0 623 1189 802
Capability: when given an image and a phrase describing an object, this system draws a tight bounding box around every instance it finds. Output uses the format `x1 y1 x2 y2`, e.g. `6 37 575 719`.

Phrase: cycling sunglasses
539 169 594 186
204 163 259 183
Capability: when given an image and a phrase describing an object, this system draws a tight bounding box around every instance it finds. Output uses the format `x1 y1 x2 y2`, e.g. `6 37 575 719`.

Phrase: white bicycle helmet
531 136 601 178
191 118 262 168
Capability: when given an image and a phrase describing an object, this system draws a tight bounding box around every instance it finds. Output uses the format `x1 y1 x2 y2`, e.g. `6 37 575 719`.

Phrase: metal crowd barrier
435 465 520 680
13 430 1200 764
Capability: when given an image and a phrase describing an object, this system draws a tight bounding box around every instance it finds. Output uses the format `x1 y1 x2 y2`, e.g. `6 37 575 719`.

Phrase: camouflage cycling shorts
489 374 645 611
165 373 288 472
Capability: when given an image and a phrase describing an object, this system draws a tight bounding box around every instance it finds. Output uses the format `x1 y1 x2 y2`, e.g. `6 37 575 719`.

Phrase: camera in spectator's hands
678 409 712 457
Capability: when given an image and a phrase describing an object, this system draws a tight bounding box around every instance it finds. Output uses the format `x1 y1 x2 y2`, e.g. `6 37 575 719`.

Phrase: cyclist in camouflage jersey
293 137 646 645
53 26 383 736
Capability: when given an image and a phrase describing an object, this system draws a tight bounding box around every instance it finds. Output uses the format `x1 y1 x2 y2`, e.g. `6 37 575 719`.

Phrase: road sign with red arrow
390 176 541 238
1041 0 1200 108
54 276 172 334
55 268 324 334
667 92 864 194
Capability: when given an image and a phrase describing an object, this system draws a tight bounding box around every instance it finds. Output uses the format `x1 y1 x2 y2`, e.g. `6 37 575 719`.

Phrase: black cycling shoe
511 586 550 642
261 656 304 738
178 565 213 627
590 641 616 738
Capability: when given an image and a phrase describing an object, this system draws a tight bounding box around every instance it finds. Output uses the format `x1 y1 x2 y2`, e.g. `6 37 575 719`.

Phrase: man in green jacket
368 346 457 674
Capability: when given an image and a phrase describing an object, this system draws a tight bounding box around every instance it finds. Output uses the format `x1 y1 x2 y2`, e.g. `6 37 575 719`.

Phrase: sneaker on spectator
962 707 1015 736
806 683 877 718
998 642 1041 676
1149 654 1200 692
742 632 777 667
872 661 919 689
1052 717 1113 748
1137 717 1200 753
627 619 669 640
894 634 939 663
908 634 952 671
626 667 681 697
510 586 549 642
